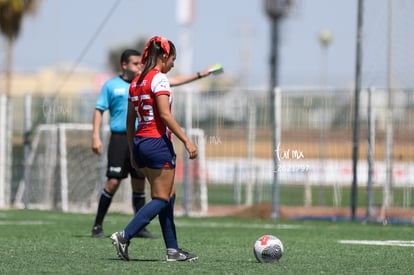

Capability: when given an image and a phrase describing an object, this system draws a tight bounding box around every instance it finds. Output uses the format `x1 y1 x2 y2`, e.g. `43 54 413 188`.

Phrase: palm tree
0 0 38 96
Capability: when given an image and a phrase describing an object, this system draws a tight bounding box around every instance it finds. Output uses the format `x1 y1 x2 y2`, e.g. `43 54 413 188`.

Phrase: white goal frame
14 123 208 216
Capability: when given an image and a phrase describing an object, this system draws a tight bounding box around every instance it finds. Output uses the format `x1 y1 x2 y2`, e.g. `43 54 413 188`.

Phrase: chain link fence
3 87 414 219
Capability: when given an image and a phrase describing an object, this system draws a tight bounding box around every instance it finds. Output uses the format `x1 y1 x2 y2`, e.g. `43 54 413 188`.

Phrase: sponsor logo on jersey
114 88 126 95
109 166 122 173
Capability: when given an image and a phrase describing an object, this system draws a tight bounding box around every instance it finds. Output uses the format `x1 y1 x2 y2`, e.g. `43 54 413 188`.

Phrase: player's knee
106 178 121 193
150 192 170 201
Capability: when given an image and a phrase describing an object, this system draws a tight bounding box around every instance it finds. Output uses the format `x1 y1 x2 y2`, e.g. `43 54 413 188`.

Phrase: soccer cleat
110 231 130 261
166 248 198 262
91 225 105 238
134 228 157 239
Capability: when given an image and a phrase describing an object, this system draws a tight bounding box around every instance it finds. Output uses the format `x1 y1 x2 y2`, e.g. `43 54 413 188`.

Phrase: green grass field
0 209 413 274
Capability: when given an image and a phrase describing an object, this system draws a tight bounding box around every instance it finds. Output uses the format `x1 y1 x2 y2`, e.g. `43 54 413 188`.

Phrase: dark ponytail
138 37 176 85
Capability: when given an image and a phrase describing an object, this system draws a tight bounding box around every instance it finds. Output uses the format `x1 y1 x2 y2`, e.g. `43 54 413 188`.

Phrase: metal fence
4 87 414 219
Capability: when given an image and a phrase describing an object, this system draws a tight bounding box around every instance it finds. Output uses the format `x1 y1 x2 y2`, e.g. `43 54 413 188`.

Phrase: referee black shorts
106 132 145 180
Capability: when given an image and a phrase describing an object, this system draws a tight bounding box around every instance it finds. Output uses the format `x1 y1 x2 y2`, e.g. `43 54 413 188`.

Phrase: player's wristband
197 72 202 79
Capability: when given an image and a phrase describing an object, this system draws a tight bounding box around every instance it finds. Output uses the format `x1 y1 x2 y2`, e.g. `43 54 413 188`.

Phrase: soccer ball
253 235 284 263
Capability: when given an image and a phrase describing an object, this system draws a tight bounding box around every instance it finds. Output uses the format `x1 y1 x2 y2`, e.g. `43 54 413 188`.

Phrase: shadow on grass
106 258 160 262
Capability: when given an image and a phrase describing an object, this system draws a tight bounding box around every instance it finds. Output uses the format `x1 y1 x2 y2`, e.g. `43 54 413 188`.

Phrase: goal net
14 123 207 215
14 123 119 212
178 128 208 216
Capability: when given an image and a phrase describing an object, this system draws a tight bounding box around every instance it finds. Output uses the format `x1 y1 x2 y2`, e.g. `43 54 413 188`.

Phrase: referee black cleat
91 225 105 238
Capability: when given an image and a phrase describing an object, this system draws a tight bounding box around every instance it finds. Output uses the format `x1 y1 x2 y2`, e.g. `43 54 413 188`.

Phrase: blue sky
5 0 411 89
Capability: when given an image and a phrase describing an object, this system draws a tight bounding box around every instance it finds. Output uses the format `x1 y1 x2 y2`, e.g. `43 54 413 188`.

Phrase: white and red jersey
129 68 173 138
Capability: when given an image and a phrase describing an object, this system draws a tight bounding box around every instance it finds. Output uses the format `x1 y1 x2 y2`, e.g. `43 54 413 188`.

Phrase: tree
0 0 38 96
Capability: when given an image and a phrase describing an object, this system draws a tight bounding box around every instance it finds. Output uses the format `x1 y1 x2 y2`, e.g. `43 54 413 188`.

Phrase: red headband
141 36 170 64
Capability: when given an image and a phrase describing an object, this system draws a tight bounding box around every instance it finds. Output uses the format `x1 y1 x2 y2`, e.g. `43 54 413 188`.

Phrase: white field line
0 220 54 225
175 221 301 230
339 240 414 247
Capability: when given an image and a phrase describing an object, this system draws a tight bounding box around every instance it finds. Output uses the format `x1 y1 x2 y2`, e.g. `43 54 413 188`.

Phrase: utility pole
264 0 291 220
382 0 395 221
177 0 194 216
351 0 364 221
318 29 332 206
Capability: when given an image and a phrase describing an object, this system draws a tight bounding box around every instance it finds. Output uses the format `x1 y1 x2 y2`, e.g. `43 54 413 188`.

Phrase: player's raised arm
169 64 221 87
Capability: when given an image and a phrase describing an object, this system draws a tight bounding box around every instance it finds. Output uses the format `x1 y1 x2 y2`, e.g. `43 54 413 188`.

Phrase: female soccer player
110 36 198 262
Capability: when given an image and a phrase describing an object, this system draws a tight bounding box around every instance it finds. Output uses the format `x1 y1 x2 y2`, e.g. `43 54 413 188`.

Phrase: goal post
187 128 208 216
14 123 130 213
14 123 208 216
0 94 12 208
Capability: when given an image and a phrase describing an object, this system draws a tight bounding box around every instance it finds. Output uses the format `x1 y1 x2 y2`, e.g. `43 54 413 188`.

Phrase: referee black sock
94 189 113 226
132 193 146 214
